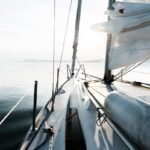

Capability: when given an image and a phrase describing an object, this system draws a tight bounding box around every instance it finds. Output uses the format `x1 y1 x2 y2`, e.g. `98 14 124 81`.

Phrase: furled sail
93 2 150 69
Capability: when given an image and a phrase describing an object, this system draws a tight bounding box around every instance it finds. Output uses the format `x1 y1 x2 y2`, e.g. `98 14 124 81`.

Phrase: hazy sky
0 0 107 62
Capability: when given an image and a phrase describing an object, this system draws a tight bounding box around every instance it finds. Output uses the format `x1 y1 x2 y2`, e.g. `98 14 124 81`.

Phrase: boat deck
21 79 75 150
87 80 150 107
20 78 150 150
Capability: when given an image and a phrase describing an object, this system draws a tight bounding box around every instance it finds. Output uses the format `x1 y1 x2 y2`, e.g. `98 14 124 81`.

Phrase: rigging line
116 58 150 79
59 68 68 78
76 57 81 66
114 64 135 79
114 58 150 80
114 58 149 80
114 64 140 80
51 0 56 111
114 64 134 78
120 64 141 77
88 85 106 98
121 64 142 76
0 88 31 125
58 0 73 69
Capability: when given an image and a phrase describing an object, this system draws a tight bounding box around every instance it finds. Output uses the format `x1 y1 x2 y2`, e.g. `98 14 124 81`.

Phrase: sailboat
20 0 150 149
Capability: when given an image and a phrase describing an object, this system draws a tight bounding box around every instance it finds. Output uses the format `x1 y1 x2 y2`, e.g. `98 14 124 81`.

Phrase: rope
52 0 56 92
59 68 68 78
88 86 106 98
115 58 149 80
0 88 31 125
54 0 73 94
58 0 73 70
96 108 106 126
51 0 56 111
114 64 134 79
114 58 150 80
76 57 81 66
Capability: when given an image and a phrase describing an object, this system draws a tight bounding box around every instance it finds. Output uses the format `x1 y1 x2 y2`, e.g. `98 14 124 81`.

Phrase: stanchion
32 80 38 131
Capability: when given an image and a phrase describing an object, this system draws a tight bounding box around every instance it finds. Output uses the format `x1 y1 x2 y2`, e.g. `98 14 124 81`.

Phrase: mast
103 0 115 83
71 0 82 76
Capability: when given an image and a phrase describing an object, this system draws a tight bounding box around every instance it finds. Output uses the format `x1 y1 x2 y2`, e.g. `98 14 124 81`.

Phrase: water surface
0 61 149 149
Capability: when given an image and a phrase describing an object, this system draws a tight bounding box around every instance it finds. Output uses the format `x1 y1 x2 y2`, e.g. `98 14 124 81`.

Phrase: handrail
75 64 86 80
0 87 31 126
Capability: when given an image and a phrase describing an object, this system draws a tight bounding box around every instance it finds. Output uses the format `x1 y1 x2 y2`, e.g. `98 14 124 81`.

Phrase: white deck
21 78 150 150
87 80 150 106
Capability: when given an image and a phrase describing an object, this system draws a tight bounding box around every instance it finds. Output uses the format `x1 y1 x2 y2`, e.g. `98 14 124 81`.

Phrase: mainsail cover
93 2 150 69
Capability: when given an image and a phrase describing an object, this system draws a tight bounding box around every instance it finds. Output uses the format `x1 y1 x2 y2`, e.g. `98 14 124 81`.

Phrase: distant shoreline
21 59 105 63
21 58 150 64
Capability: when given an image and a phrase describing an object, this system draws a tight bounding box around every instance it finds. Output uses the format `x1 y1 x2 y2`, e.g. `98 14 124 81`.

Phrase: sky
0 0 108 62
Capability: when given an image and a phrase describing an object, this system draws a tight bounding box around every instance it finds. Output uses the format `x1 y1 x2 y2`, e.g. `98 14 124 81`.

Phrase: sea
0 61 149 150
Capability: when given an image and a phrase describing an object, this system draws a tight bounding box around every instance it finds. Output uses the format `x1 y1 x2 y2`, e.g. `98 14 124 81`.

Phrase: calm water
0 61 149 149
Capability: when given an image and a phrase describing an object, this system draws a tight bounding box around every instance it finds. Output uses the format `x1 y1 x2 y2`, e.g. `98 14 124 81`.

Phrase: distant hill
22 59 71 63
22 58 105 63
79 58 104 63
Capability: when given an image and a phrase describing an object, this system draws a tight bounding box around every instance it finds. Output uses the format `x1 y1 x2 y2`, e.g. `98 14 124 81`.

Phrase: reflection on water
0 61 149 149
0 108 33 149
0 87 42 150
0 62 54 150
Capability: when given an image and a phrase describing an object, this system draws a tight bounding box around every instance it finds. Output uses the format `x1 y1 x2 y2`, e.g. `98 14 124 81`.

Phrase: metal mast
103 0 115 83
71 0 82 76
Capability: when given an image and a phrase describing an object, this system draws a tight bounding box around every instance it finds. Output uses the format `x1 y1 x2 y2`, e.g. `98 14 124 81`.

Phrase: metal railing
75 64 86 80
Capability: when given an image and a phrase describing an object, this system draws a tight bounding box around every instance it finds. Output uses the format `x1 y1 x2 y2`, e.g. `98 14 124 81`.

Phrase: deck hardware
132 81 142 86
32 80 38 131
43 126 54 137
59 89 66 94
32 123 54 150
96 108 106 126
84 82 89 88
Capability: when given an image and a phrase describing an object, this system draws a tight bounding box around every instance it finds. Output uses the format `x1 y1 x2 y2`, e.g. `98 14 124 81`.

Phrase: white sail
93 2 150 69
110 26 150 69
122 0 150 3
